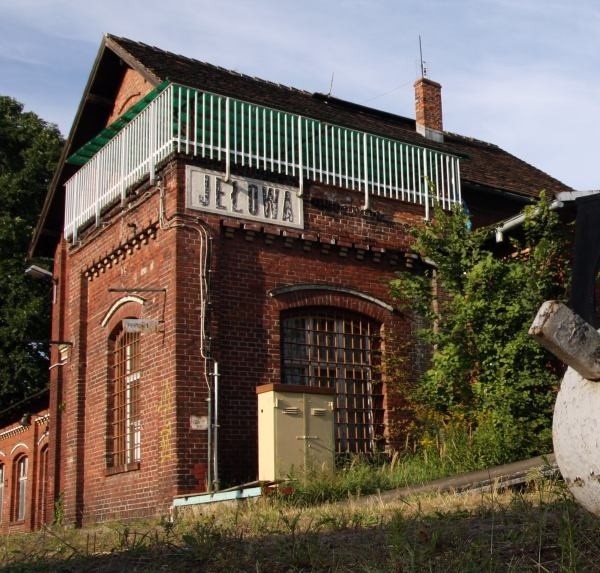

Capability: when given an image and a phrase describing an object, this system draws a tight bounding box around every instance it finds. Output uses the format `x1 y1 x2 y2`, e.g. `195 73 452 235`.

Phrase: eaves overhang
29 34 163 259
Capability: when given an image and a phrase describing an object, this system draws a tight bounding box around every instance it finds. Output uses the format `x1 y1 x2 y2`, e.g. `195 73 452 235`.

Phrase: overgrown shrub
390 195 570 465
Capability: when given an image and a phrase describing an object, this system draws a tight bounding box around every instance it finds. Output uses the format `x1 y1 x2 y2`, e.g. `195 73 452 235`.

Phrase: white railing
64 83 461 242
64 88 174 241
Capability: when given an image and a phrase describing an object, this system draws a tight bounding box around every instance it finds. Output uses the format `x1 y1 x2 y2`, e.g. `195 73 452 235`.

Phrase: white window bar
241 102 246 167
424 148 430 219
209 94 214 160
317 122 323 181
311 120 316 181
455 159 461 205
362 132 368 202
284 113 288 174
185 88 190 156
225 97 230 179
176 86 181 153
350 132 355 189
276 111 281 173
217 96 222 161
410 146 416 203
440 157 449 207
370 136 375 194
337 127 342 188
387 141 392 199
255 107 259 169
325 125 335 184
201 93 206 158
259 107 267 171
293 114 298 179
344 130 349 188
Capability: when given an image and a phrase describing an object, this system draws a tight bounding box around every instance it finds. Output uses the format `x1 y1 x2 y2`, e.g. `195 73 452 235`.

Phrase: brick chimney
414 77 443 142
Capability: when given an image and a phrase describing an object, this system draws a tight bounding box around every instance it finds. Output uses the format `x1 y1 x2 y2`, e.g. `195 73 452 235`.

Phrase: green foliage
0 96 63 407
286 441 481 506
390 196 570 465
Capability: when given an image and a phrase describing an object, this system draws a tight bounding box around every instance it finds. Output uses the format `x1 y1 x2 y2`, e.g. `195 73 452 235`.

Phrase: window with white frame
0 464 4 523
14 456 28 521
108 327 141 469
281 308 383 455
37 446 49 526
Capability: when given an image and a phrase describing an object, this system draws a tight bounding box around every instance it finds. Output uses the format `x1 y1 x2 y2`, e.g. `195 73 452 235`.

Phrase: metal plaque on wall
186 166 304 229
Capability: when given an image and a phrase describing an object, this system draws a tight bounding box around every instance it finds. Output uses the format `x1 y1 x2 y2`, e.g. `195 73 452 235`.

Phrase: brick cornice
83 223 159 280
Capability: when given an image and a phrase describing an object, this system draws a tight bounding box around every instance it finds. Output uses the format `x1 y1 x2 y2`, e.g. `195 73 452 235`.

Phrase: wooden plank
529 300 600 381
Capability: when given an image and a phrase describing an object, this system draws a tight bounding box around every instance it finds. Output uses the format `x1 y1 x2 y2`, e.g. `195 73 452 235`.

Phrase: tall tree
0 96 63 408
391 197 571 465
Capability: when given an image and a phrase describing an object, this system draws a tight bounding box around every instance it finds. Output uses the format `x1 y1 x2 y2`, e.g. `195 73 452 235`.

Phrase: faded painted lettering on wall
186 167 303 229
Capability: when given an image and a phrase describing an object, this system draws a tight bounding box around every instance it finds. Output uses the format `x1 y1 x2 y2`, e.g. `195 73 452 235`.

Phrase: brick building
3 34 573 529
0 392 50 533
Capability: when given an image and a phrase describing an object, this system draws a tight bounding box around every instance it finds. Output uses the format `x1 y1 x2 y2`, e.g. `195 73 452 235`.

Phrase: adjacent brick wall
0 411 50 534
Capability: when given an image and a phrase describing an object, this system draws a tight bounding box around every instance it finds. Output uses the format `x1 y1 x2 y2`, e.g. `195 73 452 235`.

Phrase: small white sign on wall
190 415 208 431
123 319 162 333
186 167 303 229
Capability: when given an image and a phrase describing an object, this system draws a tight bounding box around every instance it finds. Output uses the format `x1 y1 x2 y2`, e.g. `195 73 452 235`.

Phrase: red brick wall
0 411 50 534
49 154 435 523
106 68 154 126
51 161 187 525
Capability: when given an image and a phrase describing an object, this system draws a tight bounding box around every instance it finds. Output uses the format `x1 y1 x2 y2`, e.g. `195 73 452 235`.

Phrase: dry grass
2 472 600 572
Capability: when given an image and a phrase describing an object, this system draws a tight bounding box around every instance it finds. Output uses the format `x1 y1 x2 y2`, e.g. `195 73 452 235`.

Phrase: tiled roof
108 34 574 199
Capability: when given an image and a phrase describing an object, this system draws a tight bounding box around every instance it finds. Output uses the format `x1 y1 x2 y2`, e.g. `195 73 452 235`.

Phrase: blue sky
1 0 599 190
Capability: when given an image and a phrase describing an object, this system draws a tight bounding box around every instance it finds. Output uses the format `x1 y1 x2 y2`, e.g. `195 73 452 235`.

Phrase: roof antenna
328 72 335 97
419 35 427 78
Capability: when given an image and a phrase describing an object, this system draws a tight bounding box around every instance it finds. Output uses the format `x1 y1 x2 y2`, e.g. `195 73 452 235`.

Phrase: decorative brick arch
268 283 394 324
10 443 29 456
101 296 145 329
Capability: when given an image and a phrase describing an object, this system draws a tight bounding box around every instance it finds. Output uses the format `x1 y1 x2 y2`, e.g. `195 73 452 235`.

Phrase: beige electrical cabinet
256 383 335 481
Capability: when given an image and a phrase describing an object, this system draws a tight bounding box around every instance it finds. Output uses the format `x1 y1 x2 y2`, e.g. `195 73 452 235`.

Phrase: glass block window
108 328 141 469
281 308 383 454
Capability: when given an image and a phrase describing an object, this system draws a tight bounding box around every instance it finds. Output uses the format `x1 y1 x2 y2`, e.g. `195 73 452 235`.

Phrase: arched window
108 327 141 470
0 463 4 523
281 308 383 454
14 456 28 521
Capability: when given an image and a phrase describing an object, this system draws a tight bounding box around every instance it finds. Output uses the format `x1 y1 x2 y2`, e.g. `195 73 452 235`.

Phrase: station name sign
186 167 303 229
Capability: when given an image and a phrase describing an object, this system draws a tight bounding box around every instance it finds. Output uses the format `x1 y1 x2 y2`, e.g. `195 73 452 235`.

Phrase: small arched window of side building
0 462 4 523
13 455 28 522
37 445 49 527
